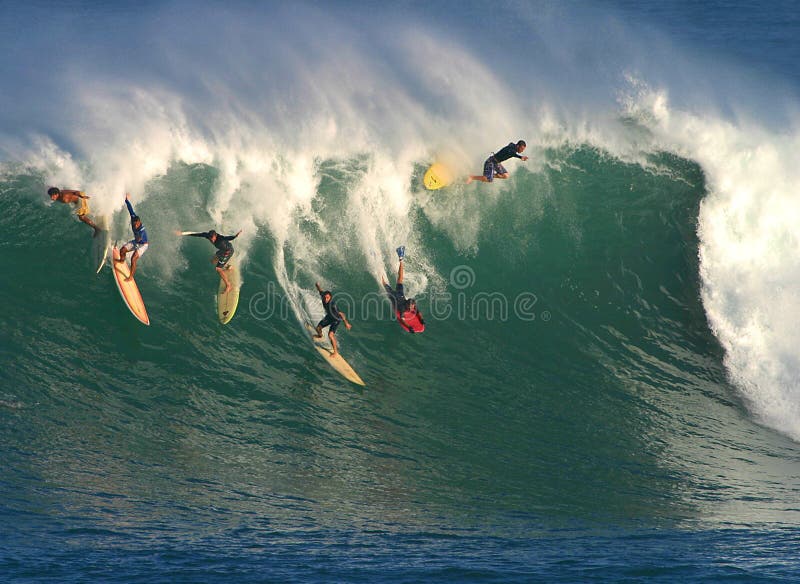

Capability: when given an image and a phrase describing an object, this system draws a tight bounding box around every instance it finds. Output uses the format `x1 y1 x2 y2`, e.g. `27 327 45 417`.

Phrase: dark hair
131 215 140 223
47 187 60 197
516 140 527 148
322 290 332 298
208 229 217 237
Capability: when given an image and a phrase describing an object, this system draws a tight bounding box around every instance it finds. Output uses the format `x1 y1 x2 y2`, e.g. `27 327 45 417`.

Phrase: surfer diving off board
382 246 425 333
313 282 352 357
47 187 101 236
466 140 528 184
116 193 149 281
178 229 242 293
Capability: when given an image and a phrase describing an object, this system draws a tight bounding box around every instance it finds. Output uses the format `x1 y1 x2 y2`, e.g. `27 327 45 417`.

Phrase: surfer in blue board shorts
466 140 528 184
179 229 242 292
116 193 148 281
314 282 352 357
382 246 425 333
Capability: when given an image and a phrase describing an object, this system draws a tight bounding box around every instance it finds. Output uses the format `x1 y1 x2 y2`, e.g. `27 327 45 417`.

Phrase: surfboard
423 162 454 190
92 216 111 273
111 246 150 325
217 264 240 325
304 322 365 386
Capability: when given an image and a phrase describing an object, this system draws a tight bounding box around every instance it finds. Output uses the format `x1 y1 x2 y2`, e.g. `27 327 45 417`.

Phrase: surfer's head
131 215 141 229
322 291 332 303
516 140 527 153
47 187 60 199
408 299 417 312
208 230 217 242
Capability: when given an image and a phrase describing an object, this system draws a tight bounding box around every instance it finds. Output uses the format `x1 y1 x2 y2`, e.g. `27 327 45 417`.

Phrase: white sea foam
4 1 800 436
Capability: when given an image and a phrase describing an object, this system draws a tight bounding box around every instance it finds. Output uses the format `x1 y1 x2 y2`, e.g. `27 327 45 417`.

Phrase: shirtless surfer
48 187 100 235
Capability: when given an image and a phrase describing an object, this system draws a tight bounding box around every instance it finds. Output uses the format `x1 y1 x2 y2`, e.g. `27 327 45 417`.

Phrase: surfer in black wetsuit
382 246 425 333
466 140 528 184
179 229 242 292
314 282 352 356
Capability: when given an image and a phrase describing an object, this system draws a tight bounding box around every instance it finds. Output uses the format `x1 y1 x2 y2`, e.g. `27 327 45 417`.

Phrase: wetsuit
123 199 149 256
482 142 524 182
317 290 343 333
186 231 239 268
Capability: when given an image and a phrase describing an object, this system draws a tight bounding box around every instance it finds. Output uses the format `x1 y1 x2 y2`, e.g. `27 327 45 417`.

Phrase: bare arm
339 311 352 330
315 282 323 292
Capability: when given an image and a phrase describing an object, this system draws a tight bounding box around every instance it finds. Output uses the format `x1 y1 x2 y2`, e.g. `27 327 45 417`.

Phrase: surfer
466 140 528 184
47 187 101 236
116 193 148 281
313 282 352 357
179 229 242 293
382 246 425 333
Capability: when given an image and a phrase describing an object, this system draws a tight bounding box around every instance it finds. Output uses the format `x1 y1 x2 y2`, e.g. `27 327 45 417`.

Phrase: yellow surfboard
305 323 365 386
111 246 150 325
217 264 241 325
423 162 454 190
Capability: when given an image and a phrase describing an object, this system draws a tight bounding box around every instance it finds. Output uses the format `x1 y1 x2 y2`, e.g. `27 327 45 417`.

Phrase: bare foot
466 176 473 184
313 333 322 339
125 276 132 282
224 284 232 293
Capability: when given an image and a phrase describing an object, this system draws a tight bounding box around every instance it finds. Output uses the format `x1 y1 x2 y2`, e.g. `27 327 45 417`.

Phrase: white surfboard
305 322 365 386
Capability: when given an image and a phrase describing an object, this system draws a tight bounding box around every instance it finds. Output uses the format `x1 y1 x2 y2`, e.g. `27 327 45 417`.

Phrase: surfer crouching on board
117 193 149 281
179 229 242 292
382 246 425 333
466 140 528 184
314 282 352 357
48 187 101 236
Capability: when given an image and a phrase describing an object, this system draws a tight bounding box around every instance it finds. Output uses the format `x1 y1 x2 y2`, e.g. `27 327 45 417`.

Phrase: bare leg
397 260 404 285
117 247 128 263
466 175 490 184
79 215 101 236
126 251 140 281
329 330 339 356
314 325 323 339
216 266 232 293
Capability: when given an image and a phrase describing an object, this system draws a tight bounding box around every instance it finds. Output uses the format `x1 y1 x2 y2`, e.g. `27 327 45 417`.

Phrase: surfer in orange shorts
48 187 101 236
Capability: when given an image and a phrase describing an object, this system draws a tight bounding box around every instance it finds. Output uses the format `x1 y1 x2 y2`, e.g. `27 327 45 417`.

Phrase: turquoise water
4 1 800 581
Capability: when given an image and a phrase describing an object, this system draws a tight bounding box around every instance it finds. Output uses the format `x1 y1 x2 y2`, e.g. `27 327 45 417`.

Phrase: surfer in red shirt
382 246 425 333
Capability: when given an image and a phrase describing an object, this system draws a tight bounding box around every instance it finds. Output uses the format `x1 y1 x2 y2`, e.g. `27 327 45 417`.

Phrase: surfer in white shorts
116 193 149 281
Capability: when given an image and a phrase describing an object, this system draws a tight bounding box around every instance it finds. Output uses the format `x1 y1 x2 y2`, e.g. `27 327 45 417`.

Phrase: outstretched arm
339 311 352 330
124 194 136 217
315 282 323 293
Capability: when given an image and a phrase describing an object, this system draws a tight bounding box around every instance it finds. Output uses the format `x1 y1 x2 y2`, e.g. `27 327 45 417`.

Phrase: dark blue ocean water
3 1 800 581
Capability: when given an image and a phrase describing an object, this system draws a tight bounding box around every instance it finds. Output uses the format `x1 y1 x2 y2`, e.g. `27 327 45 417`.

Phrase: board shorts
317 314 341 333
384 283 409 313
215 249 233 269
75 196 90 217
482 157 507 182
122 241 149 257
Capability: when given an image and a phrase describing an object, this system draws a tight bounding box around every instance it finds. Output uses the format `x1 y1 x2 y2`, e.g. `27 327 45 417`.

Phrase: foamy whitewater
5 1 797 439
